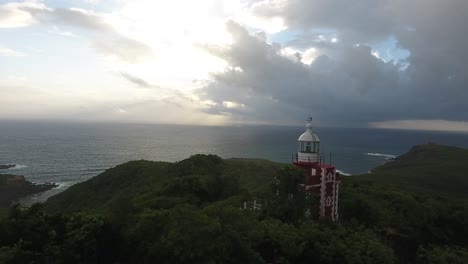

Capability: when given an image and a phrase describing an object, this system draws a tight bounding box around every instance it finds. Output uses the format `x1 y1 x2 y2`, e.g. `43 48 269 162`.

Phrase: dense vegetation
356 143 468 199
1 144 467 263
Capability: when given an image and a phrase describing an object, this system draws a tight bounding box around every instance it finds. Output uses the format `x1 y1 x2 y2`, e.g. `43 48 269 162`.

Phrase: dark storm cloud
198 22 400 125
196 0 468 126
251 0 397 44
255 0 468 90
252 0 468 93
197 16 468 126
396 1 468 95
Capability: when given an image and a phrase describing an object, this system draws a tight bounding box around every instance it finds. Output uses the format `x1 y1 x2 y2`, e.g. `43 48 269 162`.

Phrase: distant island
0 143 467 263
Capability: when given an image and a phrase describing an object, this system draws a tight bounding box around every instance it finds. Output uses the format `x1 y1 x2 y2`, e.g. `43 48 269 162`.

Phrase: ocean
1 121 468 203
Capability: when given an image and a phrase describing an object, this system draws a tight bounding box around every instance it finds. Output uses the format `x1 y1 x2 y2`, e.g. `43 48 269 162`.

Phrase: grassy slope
348 143 468 200
45 156 286 213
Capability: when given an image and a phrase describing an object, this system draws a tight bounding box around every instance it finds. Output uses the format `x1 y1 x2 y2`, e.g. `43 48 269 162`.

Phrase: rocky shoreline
0 174 58 207
0 164 16 170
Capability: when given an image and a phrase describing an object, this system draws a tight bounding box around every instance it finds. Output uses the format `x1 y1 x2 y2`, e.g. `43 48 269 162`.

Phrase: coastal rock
0 174 57 207
0 164 16 170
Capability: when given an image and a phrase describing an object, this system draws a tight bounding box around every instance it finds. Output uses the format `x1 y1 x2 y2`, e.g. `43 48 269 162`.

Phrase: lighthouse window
326 173 334 182
299 142 308 152
306 142 311 152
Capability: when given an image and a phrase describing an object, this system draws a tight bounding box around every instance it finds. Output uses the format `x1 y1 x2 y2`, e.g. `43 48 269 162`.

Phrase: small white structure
295 117 320 164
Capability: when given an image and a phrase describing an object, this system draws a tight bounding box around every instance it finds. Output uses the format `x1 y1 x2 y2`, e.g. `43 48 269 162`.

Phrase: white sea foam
10 164 27 170
364 153 396 159
0 163 27 170
19 181 75 205
55 182 74 189
336 169 352 176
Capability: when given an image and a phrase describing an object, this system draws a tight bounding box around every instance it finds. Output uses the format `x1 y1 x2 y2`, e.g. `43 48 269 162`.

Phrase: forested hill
352 143 468 199
44 156 286 213
1 144 467 263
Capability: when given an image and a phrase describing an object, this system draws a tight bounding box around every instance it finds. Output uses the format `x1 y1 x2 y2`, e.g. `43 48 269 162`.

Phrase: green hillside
352 143 468 199
45 155 286 213
1 144 468 263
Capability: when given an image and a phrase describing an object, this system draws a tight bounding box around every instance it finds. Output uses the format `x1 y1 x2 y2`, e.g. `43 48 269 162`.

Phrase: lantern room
295 117 320 164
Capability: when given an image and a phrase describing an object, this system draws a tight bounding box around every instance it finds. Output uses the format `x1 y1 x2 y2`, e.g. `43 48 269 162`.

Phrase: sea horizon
2 120 468 203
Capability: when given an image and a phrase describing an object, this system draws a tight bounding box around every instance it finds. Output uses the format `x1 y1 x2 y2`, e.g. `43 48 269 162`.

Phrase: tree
416 245 468 264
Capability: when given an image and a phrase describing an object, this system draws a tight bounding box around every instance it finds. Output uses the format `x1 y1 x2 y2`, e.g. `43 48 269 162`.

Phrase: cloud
48 8 154 63
249 0 468 85
191 0 468 126
47 25 78 37
0 47 25 57
371 120 468 133
0 1 111 30
2 0 468 127
0 1 49 28
119 72 158 88
197 20 468 126
116 108 127 114
0 1 151 64
50 8 113 32
250 0 468 86
93 36 153 63
250 0 396 43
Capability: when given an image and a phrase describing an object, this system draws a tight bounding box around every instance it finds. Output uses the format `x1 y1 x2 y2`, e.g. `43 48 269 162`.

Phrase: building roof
298 118 320 142
298 130 320 142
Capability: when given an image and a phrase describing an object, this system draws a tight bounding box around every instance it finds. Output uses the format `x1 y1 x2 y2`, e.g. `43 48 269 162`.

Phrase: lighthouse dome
298 130 320 142
298 118 319 142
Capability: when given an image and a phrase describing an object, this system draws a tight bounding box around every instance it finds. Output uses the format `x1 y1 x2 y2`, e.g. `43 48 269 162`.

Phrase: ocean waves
364 153 397 159
336 169 351 176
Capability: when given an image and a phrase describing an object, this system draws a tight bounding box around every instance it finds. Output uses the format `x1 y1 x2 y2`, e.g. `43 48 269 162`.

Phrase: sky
1 0 468 131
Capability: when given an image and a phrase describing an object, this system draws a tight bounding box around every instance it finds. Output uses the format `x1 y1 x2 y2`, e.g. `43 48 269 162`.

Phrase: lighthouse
292 117 341 221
